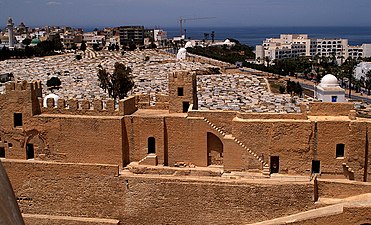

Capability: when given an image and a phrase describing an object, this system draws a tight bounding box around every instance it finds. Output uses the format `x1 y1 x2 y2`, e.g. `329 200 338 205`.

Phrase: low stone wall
3 160 315 225
318 179 371 199
308 102 354 116
288 207 371 225
237 112 307 120
23 214 120 225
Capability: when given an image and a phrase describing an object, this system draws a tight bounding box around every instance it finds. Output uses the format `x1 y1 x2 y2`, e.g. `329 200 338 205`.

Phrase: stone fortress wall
0 70 371 224
0 72 370 179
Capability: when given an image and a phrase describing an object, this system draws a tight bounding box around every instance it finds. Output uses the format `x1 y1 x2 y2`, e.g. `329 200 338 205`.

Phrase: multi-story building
256 34 371 64
83 33 105 46
119 26 144 46
154 29 167 42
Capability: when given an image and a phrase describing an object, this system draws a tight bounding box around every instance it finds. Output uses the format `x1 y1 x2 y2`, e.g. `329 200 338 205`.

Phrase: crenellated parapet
3 80 42 97
39 93 139 116
135 94 169 110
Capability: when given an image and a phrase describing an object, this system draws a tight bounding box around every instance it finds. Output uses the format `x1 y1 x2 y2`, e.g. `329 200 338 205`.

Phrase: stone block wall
3 160 316 225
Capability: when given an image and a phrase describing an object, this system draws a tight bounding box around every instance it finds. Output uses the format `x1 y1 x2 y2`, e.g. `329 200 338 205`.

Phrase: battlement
135 94 169 110
3 80 42 96
40 96 138 116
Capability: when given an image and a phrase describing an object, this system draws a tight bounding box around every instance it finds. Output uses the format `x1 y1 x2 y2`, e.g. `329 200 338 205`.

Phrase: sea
83 26 371 47
163 26 371 47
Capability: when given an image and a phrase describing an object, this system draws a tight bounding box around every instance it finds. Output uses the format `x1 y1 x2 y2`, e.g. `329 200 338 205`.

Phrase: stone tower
168 70 198 113
7 17 14 48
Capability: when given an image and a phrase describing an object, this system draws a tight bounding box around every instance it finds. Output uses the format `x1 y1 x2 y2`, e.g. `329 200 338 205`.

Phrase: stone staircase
203 118 270 176
138 153 158 166
342 163 355 180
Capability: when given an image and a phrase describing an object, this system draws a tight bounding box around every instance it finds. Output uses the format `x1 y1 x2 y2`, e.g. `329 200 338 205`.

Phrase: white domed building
314 74 346 102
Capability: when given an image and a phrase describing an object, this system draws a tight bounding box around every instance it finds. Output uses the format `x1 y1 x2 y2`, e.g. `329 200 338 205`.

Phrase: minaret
7 17 14 48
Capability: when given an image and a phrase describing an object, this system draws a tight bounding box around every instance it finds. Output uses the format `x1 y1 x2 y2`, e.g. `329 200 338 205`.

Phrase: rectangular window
331 96 337 102
177 87 184 96
336 144 345 158
14 113 23 127
0 147 5 158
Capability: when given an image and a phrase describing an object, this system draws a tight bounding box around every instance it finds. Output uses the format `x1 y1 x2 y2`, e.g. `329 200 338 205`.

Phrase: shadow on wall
0 160 25 225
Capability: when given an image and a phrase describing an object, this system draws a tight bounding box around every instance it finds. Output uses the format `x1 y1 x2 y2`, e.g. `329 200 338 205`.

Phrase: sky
0 0 371 28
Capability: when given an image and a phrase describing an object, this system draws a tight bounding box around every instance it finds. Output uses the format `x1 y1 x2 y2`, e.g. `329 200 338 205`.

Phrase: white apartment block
83 33 105 46
256 34 371 64
153 29 167 42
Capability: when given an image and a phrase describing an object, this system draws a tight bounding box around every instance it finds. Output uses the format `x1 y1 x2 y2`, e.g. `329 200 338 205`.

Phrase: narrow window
14 113 23 127
336 144 345 158
0 147 5 158
26 144 34 159
182 101 190 113
312 160 320 174
331 96 337 102
177 87 184 96
148 137 155 154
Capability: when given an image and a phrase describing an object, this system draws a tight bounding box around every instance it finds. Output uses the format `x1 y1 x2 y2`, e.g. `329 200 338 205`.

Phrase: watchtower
168 70 198 113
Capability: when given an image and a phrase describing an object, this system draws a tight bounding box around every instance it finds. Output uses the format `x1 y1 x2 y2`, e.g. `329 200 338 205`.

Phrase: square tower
168 71 198 113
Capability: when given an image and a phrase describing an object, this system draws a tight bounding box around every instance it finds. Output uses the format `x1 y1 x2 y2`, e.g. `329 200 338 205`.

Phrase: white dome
224 39 231 44
320 74 339 87
185 41 193 48
43 93 59 107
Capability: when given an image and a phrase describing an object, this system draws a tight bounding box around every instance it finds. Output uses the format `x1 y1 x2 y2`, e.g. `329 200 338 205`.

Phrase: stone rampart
3 160 315 225
236 112 307 120
40 95 139 116
308 102 355 117
136 94 169 110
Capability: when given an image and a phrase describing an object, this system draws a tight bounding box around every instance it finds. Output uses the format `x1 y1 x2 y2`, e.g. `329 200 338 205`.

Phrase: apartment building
256 34 371 64
119 26 144 46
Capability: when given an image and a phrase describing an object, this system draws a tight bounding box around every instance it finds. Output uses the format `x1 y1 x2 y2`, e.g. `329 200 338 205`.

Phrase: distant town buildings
256 34 371 64
119 26 145 46
1 18 169 50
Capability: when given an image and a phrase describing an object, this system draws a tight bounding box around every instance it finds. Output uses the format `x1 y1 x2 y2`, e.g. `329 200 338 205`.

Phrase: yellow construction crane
179 17 216 36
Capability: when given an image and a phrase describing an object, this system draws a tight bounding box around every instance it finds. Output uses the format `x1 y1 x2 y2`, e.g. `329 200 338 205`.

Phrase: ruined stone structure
1 71 371 224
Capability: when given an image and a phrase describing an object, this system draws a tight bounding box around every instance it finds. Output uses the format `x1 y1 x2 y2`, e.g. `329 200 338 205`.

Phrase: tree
71 43 77 50
365 70 371 95
75 54 82 60
203 33 209 41
80 41 87 52
22 38 32 46
46 77 61 89
211 31 215 43
341 58 359 97
97 65 111 96
97 63 134 101
111 62 134 100
93 43 101 51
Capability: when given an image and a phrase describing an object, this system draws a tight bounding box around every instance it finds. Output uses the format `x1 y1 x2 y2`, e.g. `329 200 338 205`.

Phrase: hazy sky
0 0 371 28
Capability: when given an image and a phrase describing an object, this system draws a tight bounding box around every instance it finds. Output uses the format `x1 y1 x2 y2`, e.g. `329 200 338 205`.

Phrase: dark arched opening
207 132 223 166
148 137 156 154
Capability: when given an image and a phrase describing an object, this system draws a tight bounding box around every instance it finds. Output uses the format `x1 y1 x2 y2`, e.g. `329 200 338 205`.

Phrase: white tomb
315 74 346 102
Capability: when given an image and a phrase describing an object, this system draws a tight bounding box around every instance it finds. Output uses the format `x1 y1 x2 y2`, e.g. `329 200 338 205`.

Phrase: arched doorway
207 132 223 166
